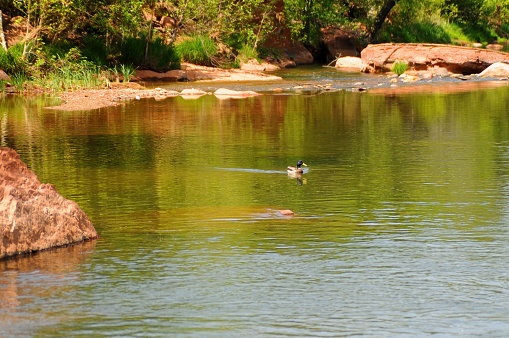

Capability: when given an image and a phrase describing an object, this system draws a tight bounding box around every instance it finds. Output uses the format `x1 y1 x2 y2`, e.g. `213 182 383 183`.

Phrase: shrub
0 44 27 75
119 35 180 71
237 44 259 63
176 35 217 66
393 60 408 75
379 21 452 44
82 35 108 66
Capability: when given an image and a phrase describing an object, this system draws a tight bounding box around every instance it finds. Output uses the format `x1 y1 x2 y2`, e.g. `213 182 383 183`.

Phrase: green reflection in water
1 85 509 237
2 83 509 336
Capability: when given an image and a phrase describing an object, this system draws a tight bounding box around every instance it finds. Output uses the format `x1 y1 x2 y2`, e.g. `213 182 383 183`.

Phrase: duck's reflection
288 172 307 185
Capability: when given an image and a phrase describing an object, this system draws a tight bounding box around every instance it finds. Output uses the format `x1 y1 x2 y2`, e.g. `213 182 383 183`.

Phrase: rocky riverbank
41 44 509 112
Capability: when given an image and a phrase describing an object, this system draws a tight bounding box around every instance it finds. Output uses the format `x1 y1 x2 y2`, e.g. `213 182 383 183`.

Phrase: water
2 71 509 336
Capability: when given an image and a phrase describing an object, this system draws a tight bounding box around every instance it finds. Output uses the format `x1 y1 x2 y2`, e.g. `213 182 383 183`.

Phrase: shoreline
32 64 509 111
44 79 509 112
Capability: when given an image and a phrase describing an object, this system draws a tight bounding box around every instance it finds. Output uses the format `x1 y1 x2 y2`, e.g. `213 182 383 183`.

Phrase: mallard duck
287 160 307 174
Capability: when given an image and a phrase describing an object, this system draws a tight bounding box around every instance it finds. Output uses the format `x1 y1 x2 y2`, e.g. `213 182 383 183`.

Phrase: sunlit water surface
2 69 509 336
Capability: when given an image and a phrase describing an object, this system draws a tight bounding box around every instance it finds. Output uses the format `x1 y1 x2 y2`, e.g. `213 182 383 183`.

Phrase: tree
368 0 399 43
0 10 7 51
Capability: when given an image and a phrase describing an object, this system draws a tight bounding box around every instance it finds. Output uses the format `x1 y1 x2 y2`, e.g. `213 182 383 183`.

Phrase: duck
287 160 307 174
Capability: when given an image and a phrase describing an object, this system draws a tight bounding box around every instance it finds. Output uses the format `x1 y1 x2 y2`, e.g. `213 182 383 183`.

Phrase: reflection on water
2 80 509 336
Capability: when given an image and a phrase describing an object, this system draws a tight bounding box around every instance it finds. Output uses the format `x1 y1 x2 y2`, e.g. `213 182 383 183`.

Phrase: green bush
0 44 27 75
82 35 108 66
393 60 408 75
237 44 259 63
380 21 452 44
119 35 180 71
176 35 217 66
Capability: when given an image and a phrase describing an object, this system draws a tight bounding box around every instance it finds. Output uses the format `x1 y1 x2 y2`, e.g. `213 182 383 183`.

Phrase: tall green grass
118 64 136 82
10 72 28 92
0 44 27 75
392 60 408 75
176 35 217 66
380 18 500 46
32 59 105 91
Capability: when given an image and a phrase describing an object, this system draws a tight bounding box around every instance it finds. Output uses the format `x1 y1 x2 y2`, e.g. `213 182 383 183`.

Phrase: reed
33 60 105 91
10 72 28 92
119 64 136 82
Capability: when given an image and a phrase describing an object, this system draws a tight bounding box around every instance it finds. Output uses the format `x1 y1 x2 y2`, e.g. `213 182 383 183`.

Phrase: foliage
0 44 27 74
1 0 508 91
176 35 217 66
82 36 109 66
119 64 136 82
118 35 180 71
392 60 408 75
10 71 28 92
284 0 347 46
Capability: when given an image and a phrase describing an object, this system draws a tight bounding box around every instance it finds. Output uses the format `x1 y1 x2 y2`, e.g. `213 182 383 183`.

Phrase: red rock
361 43 509 74
278 209 294 216
0 70 10 81
213 88 261 98
0 147 98 259
479 62 509 77
133 70 185 82
335 56 362 69
180 88 208 96
486 44 503 50
160 16 176 28
240 59 279 71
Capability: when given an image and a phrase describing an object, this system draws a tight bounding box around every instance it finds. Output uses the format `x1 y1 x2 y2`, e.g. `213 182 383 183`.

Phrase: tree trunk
0 10 7 51
369 0 398 44
144 2 156 63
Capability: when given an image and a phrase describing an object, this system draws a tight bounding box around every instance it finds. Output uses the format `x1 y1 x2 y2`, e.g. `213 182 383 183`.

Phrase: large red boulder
0 147 98 259
361 43 509 74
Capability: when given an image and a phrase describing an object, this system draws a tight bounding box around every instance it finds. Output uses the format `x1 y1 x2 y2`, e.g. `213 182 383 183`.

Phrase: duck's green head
297 160 307 168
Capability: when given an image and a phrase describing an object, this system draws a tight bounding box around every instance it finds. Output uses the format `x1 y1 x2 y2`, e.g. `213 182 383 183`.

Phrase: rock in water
0 147 98 259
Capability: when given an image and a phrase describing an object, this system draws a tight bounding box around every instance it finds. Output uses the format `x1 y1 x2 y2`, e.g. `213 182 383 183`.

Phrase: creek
1 67 509 336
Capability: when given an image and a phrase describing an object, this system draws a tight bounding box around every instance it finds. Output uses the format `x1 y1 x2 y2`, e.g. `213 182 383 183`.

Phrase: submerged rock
213 88 261 98
0 147 98 259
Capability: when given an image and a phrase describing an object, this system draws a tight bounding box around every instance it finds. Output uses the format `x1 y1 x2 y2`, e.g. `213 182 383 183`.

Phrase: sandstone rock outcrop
335 56 363 70
0 147 98 259
133 69 187 82
361 43 509 74
240 59 280 71
479 62 509 77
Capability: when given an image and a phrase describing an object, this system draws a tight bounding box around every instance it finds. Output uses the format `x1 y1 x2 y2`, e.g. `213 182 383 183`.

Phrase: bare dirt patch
44 83 180 111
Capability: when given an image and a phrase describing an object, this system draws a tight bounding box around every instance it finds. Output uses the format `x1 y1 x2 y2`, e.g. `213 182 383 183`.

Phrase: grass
0 44 27 75
392 60 408 75
119 64 136 82
237 44 259 63
0 80 7 93
32 60 106 91
10 72 28 92
176 35 217 66
380 18 501 46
